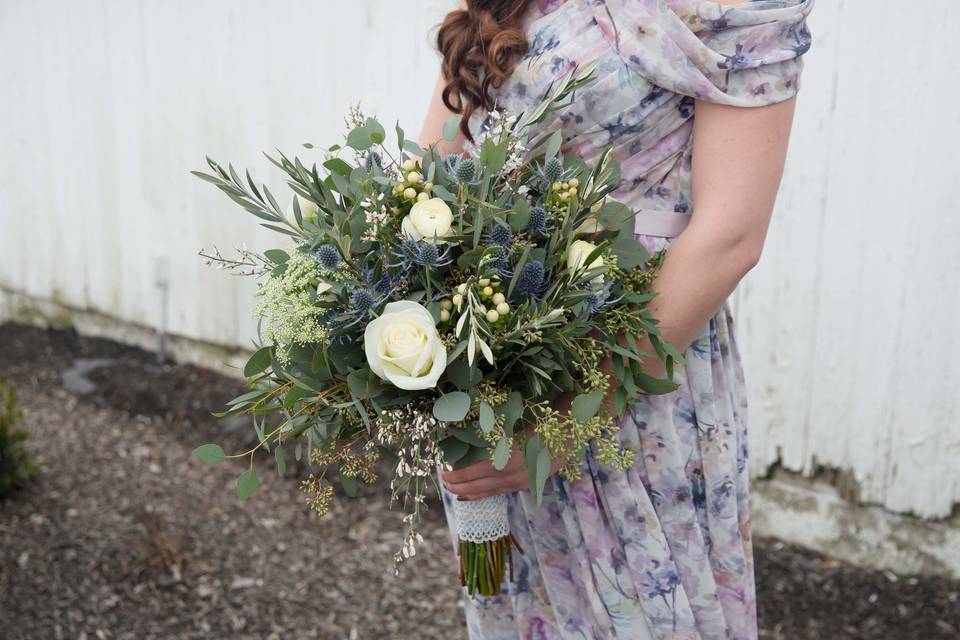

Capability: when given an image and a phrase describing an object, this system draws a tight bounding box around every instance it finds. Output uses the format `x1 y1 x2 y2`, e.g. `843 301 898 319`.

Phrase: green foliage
0 377 39 499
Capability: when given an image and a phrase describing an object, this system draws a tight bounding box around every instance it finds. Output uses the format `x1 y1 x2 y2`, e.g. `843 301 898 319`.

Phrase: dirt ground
0 322 957 640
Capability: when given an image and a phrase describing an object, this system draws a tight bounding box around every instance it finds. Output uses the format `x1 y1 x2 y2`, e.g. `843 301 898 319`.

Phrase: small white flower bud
403 187 417 200
423 181 433 191
482 286 493 297
492 292 505 305
407 171 422 184
496 302 510 315
478 278 490 287
485 309 500 323
452 293 463 308
440 309 451 322
568 178 579 187
416 192 430 202
440 299 453 311
402 158 416 171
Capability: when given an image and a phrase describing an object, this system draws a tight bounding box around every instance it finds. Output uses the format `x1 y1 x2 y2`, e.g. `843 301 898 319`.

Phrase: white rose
363 301 447 390
284 193 319 228
568 239 604 282
401 197 453 241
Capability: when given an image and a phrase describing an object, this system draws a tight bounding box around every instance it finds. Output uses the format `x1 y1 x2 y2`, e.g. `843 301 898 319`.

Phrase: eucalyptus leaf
243 346 273 378
237 468 259 500
478 401 496 433
493 436 511 470
433 391 471 422
571 390 605 422
194 444 225 465
442 114 462 141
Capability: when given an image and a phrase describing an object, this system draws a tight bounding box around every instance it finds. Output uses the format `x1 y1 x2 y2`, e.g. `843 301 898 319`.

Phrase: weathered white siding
1 1 958 520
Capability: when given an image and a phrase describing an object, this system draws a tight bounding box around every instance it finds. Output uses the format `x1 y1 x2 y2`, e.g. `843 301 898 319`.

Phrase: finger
442 459 498 484
445 473 525 497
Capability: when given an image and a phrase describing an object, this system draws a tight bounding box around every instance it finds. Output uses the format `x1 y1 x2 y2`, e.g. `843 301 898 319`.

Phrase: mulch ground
0 322 957 639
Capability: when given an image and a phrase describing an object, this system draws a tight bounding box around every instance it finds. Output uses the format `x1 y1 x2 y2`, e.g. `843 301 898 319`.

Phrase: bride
419 0 814 638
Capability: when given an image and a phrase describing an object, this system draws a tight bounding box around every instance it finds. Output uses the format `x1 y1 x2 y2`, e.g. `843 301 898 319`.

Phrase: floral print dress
440 1 814 638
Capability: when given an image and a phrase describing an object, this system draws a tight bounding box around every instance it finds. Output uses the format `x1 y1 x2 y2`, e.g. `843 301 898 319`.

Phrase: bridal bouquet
193 63 680 596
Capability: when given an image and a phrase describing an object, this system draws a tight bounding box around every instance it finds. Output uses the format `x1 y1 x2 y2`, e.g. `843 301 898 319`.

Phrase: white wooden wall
1 1 958 519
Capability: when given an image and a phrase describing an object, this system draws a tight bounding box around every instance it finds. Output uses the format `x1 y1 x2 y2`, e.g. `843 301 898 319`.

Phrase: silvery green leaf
493 437 511 470
442 114 462 141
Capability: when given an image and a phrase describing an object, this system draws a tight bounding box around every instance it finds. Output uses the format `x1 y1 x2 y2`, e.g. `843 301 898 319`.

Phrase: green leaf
340 474 358 497
442 114 463 141
494 392 523 437
612 236 650 270
193 443 225 465
263 249 289 264
454 445 490 469
440 437 470 464
323 158 353 176
446 425 488 447
274 446 287 476
366 118 386 144
544 129 562 160
571 390 605 422
347 369 381 400
433 391 472 422
236 468 259 500
243 346 273 378
478 401 496 433
633 370 680 395
524 435 551 505
493 436 511 470
510 199 530 231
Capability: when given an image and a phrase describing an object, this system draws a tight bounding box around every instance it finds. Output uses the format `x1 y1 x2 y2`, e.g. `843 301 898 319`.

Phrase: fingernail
456 495 469 502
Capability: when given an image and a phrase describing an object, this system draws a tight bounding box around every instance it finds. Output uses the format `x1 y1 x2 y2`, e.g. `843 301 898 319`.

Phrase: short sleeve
588 0 814 107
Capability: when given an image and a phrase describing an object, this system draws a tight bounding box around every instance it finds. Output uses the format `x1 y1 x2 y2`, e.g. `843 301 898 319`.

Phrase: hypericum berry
350 288 375 312
515 260 545 298
489 224 512 247
527 205 547 235
315 244 341 270
543 157 563 184
456 158 476 183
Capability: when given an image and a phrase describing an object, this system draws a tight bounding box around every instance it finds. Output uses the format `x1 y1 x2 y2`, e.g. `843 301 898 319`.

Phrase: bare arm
417 72 467 155
444 97 798 499
637 96 797 378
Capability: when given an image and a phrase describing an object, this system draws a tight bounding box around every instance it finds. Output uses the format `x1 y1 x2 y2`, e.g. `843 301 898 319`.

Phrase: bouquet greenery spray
193 63 680 596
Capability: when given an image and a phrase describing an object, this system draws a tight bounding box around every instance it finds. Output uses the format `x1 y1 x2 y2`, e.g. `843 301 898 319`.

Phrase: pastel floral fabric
440 1 813 638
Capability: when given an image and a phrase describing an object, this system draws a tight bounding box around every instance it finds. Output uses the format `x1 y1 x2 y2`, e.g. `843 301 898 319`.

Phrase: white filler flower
401 197 454 241
364 301 447 390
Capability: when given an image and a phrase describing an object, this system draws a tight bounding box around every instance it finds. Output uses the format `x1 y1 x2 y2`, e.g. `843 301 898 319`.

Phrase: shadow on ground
0 322 957 639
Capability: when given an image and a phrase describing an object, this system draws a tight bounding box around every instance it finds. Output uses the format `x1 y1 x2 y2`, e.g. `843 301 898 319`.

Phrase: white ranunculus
401 197 453 241
363 301 447 390
568 239 604 282
284 193 319 228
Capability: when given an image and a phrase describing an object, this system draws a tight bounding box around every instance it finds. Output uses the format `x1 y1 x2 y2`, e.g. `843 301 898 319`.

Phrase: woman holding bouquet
428 0 814 638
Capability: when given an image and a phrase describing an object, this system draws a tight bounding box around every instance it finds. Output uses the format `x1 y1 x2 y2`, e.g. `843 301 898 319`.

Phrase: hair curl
436 0 535 142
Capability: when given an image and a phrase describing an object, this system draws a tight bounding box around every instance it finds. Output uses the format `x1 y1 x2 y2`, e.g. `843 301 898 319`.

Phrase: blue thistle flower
515 260 545 299
543 157 563 184
315 244 341 270
392 239 452 270
488 224 512 247
456 158 476 183
350 288 375 313
526 205 548 236
364 151 382 172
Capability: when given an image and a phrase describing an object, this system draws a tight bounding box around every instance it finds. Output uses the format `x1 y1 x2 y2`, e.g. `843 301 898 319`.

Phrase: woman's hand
442 442 534 501
442 394 572 501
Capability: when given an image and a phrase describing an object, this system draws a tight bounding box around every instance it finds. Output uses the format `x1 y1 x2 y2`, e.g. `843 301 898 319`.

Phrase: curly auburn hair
436 0 536 142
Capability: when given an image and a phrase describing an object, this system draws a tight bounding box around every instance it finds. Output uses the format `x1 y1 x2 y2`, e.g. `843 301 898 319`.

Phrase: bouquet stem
453 494 523 597
458 533 522 596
